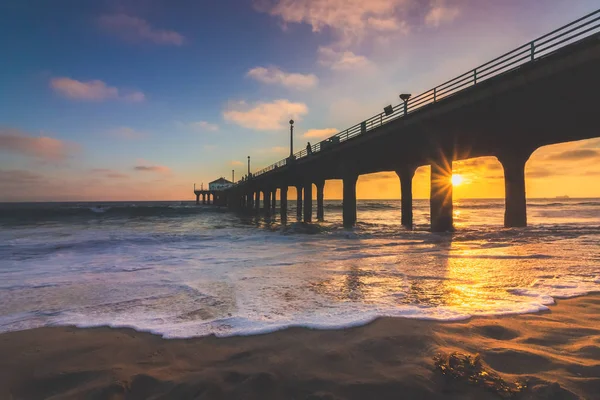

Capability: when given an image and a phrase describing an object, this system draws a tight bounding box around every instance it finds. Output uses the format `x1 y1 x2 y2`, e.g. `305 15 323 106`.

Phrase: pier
199 11 600 232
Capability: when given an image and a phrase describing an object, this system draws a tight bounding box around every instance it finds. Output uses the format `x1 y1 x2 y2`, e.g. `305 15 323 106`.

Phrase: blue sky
1 0 599 201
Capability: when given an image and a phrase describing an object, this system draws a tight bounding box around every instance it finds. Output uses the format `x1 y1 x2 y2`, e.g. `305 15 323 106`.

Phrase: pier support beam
280 186 288 223
271 190 277 213
430 158 453 232
316 180 325 221
498 149 532 228
304 182 313 223
395 166 416 229
202 194 206 205
343 174 358 228
296 186 303 220
196 193 200 205
263 189 271 216
255 191 260 213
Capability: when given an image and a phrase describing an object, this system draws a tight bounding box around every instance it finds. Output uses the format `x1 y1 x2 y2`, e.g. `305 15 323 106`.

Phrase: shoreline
2 295 600 399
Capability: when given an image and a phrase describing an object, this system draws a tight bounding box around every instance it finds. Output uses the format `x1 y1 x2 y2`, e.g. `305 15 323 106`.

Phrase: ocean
1 199 599 338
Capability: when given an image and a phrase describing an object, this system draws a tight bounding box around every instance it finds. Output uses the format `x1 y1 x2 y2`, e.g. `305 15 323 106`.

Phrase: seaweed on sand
434 352 527 398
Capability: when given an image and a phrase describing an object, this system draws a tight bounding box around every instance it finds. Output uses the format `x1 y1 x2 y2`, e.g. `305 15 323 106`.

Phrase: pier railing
249 9 600 180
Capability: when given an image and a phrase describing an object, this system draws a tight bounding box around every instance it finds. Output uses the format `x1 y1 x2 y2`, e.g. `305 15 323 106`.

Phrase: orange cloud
223 99 308 130
317 47 372 70
98 14 185 46
0 128 78 162
303 128 338 139
247 66 318 90
133 164 171 174
50 77 145 102
425 1 460 27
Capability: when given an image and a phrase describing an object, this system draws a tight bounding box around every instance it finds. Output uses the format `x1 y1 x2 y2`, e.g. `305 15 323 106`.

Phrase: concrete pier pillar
304 182 313 223
206 194 210 205
280 186 288 223
430 159 453 232
202 194 206 205
296 186 303 220
316 180 325 221
247 193 253 209
271 190 277 213
263 189 271 216
343 175 358 228
498 150 532 227
255 191 260 213
395 166 416 229
196 193 200 205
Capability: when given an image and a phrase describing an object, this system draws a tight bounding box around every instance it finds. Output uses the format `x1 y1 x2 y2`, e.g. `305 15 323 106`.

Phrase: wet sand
1 295 599 400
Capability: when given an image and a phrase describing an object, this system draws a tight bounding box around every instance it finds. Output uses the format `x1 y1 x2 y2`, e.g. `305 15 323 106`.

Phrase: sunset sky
1 0 599 202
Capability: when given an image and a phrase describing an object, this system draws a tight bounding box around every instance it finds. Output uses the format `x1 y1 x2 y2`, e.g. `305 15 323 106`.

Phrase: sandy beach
0 295 598 399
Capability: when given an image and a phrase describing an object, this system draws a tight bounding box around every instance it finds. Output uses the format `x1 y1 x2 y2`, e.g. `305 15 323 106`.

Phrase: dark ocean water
1 199 599 337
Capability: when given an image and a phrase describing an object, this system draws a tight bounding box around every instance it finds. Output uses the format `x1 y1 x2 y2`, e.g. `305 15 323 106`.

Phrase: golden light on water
451 174 464 186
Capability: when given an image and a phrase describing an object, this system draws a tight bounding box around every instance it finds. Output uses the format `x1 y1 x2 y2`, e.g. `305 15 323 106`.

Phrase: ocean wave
0 203 223 224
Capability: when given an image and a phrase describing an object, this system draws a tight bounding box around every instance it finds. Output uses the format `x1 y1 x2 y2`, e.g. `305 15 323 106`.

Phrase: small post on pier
247 156 250 177
343 174 358 228
303 182 313 223
280 186 288 223
316 180 325 221
296 185 303 220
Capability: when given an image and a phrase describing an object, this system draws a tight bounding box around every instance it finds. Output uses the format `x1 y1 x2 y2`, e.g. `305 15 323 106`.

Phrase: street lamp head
400 93 412 102
289 119 294 125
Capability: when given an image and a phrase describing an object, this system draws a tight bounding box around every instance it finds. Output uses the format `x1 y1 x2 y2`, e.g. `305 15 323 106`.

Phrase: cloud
133 163 171 174
231 160 244 166
98 14 185 46
367 17 408 33
50 77 145 102
317 47 372 70
0 127 78 162
255 0 408 45
223 99 308 131
0 169 46 186
247 66 318 90
303 128 338 139
425 1 460 27
189 121 219 132
107 127 146 140
547 149 599 161
90 168 129 179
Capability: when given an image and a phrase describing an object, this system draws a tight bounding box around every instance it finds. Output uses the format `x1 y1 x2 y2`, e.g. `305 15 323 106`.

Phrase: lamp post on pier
400 93 411 116
247 156 251 178
289 119 294 158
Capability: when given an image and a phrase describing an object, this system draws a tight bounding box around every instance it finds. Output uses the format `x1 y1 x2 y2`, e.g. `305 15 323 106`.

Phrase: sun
451 174 464 186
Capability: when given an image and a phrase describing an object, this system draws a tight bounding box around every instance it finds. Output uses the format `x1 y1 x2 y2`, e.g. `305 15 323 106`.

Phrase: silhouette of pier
209 11 600 232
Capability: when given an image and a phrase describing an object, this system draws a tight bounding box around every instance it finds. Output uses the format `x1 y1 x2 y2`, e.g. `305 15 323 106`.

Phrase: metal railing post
473 69 477 84
434 87 437 103
530 41 535 61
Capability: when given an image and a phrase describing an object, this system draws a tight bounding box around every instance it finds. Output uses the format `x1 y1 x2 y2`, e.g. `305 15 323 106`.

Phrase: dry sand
1 295 599 399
